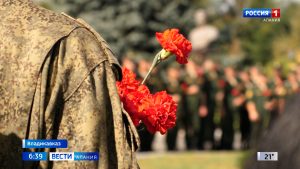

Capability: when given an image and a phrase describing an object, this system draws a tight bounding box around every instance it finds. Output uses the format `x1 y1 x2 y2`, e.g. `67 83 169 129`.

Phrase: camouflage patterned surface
0 0 139 168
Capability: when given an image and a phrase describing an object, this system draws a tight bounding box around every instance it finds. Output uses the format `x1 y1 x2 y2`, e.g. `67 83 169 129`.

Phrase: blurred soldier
286 72 299 97
214 67 226 149
165 64 184 151
237 70 252 149
267 70 286 129
188 9 219 149
200 59 219 149
181 60 205 150
221 66 239 150
0 1 139 168
146 67 166 93
246 67 271 148
295 65 300 84
188 9 219 150
121 56 137 72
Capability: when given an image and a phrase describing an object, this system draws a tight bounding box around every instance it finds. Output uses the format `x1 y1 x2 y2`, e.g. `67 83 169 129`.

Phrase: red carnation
156 29 192 64
116 68 140 98
117 68 151 126
121 86 152 126
142 91 177 134
117 68 177 134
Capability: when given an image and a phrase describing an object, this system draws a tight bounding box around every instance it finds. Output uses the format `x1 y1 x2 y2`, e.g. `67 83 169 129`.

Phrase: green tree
235 0 286 65
45 0 196 57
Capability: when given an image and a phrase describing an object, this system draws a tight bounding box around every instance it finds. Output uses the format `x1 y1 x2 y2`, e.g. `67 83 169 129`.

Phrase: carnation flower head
142 91 177 134
156 28 192 64
117 68 151 126
116 68 140 98
117 68 177 134
122 88 152 126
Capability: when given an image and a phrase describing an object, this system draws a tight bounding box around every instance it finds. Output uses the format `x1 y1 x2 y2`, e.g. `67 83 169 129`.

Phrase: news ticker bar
257 152 278 161
23 151 278 161
22 152 99 161
22 139 68 148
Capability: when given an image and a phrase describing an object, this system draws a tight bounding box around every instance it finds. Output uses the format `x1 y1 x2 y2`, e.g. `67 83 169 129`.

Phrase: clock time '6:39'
22 152 47 161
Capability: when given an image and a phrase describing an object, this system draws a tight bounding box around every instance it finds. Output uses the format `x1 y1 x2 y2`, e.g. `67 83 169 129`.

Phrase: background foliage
44 0 196 56
40 0 300 72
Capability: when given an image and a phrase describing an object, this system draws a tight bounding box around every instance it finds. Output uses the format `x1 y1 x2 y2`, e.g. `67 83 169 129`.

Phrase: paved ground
137 151 247 169
150 128 242 152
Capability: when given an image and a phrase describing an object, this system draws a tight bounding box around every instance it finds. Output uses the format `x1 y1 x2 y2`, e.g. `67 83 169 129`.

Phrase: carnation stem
141 50 162 85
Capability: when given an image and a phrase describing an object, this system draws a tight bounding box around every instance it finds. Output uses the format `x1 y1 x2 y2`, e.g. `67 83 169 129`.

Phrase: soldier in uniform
164 64 184 150
296 65 300 85
200 59 219 149
121 56 137 72
0 1 139 168
246 67 271 148
267 69 286 129
182 60 206 150
220 66 239 150
236 70 252 149
285 72 299 98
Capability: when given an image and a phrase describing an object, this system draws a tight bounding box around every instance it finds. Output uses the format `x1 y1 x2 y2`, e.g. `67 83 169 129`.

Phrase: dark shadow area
244 94 300 169
0 133 40 169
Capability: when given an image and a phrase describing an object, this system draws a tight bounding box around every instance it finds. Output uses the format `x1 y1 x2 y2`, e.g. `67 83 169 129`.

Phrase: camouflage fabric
0 0 140 168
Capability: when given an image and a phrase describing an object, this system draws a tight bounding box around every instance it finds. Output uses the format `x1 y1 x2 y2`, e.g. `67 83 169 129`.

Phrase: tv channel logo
49 152 99 161
271 9 280 18
243 8 280 18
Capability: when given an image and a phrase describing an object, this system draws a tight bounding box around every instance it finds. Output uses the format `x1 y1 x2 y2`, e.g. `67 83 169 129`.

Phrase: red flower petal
117 68 177 134
142 91 177 134
156 29 192 64
117 68 151 126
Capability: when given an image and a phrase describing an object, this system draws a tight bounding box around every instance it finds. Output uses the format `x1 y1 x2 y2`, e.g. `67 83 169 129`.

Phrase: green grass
138 151 249 169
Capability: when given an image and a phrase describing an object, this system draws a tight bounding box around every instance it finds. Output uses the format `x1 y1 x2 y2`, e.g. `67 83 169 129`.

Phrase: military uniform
238 78 251 149
165 76 184 150
245 81 270 148
221 77 238 150
268 79 286 129
284 78 298 99
0 1 139 168
199 70 219 149
182 85 201 149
